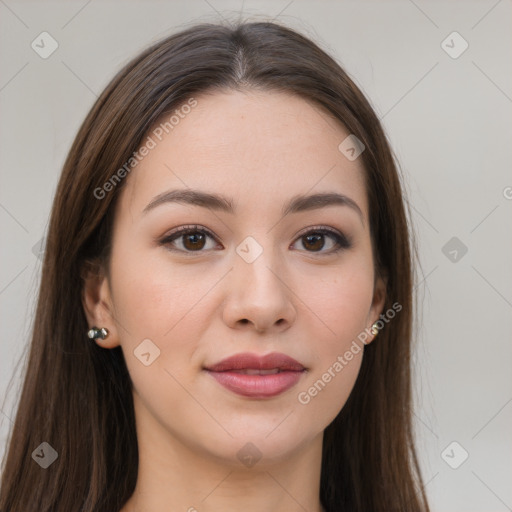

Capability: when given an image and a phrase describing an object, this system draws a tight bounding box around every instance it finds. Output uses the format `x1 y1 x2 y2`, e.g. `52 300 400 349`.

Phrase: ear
81 262 120 348
365 272 388 345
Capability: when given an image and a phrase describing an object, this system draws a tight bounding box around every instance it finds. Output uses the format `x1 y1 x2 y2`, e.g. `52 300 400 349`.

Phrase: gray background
1 1 511 510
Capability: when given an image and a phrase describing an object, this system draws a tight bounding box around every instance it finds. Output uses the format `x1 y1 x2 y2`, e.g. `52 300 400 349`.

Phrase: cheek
109 249 211 418
295 351 362 432
108 239 230 397
307 256 375 342
295 257 373 420
294 303 368 426
108 237 214 337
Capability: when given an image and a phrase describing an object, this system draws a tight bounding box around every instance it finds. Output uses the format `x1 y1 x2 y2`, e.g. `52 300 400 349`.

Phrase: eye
291 227 351 254
160 225 221 252
159 225 351 255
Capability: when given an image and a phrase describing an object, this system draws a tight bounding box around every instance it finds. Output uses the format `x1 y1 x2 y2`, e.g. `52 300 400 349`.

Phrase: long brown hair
0 21 429 512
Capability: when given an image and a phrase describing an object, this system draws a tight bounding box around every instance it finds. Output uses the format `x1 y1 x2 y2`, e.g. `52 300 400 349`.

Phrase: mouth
203 352 307 399
225 368 283 375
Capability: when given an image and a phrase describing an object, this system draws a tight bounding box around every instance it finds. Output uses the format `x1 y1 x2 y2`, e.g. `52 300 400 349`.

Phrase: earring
370 322 380 336
87 326 109 340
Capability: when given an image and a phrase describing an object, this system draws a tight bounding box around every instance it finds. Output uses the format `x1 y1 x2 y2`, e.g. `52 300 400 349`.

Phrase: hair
0 20 429 512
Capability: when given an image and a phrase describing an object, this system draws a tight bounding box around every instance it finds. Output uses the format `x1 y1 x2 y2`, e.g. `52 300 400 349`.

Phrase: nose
222 251 297 333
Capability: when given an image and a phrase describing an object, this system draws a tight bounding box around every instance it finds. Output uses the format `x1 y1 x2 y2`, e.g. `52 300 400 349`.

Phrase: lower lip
205 370 305 398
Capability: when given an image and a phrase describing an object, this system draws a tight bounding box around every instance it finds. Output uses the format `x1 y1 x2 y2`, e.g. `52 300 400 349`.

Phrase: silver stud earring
87 327 109 340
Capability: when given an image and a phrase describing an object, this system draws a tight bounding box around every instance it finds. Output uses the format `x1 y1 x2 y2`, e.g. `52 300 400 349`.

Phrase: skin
83 90 386 512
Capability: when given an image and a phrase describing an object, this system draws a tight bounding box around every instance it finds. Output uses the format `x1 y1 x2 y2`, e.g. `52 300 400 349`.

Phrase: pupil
184 232 205 250
304 233 324 251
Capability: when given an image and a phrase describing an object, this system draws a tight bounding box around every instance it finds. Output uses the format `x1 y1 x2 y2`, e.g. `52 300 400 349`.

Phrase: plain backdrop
1 1 511 510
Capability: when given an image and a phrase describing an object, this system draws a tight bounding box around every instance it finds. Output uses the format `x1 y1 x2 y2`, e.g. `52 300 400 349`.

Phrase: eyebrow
143 189 364 224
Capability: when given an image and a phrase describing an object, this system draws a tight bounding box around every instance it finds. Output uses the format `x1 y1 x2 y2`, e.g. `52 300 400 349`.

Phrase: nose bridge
233 234 284 299
223 233 296 331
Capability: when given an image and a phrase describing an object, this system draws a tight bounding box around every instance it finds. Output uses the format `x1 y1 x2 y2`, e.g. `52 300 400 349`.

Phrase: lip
204 352 306 399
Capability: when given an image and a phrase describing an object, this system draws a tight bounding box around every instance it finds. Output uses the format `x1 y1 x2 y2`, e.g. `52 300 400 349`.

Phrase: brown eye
302 233 326 251
161 226 219 253
292 227 351 254
182 231 206 251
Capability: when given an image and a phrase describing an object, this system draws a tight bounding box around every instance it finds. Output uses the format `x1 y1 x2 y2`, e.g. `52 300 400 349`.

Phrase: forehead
120 89 369 220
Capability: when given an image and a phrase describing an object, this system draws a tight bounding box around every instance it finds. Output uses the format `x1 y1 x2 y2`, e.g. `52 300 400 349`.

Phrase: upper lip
204 352 305 372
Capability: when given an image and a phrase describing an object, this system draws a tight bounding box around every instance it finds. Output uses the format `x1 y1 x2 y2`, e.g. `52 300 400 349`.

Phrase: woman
0 21 430 512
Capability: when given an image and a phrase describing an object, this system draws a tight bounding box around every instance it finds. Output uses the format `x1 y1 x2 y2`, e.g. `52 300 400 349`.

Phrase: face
84 90 386 468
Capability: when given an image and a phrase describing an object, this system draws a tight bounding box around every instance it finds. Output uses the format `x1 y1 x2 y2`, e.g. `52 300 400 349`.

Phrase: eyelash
159 224 352 255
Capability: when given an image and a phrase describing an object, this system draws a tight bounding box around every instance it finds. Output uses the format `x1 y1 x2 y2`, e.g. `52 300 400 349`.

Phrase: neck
120 394 325 512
